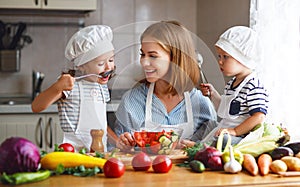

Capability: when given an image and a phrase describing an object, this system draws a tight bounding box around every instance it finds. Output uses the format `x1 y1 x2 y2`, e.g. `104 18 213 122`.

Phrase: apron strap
145 83 154 123
184 91 193 124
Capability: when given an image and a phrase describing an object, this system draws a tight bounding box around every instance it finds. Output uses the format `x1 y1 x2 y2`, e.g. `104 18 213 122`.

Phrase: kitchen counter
1 166 300 187
0 100 120 114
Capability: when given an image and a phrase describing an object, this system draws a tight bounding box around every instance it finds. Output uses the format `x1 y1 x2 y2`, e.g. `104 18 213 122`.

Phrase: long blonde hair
140 20 200 95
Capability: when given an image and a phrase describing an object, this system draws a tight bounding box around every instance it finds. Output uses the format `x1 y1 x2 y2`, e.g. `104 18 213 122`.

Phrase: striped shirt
111 83 217 136
57 80 110 132
224 75 269 117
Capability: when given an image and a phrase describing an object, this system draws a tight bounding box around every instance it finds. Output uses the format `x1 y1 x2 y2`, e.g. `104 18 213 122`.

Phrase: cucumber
171 135 179 142
159 135 172 147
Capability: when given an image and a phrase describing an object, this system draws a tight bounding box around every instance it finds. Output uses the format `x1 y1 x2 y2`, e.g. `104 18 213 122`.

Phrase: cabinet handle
45 118 53 149
44 0 48 6
35 0 38 6
36 117 44 148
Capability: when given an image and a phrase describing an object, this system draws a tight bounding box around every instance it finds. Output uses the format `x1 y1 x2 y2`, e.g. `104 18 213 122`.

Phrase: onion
0 137 40 174
194 144 223 170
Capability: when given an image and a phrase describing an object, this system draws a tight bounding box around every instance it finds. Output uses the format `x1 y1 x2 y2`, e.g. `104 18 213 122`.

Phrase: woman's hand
179 139 196 148
116 132 135 151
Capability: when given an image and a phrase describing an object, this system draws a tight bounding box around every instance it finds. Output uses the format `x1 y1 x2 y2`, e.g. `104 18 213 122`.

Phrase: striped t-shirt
57 80 110 132
224 75 269 117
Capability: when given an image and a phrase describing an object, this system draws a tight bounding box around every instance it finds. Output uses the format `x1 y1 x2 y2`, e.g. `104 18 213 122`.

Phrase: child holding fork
31 25 117 152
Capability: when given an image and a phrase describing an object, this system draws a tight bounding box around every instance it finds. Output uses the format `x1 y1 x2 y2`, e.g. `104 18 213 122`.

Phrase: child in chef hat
32 25 118 152
182 26 269 148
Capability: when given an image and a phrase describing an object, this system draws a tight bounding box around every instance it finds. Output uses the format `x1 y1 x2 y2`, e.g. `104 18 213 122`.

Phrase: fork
74 70 114 80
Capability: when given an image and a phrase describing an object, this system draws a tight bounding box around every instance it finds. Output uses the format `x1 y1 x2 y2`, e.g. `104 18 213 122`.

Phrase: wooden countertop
2 166 300 187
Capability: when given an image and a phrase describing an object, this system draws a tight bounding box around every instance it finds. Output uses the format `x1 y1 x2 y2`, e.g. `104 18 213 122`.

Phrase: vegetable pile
181 123 294 176
133 129 181 154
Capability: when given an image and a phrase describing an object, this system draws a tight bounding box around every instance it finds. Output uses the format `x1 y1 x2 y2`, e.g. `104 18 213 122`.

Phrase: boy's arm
31 74 74 113
200 83 221 109
221 112 266 136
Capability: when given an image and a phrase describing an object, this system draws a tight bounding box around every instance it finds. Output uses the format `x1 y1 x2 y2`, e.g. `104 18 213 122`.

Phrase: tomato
149 141 161 154
58 143 75 152
103 158 125 178
131 152 152 171
152 155 172 173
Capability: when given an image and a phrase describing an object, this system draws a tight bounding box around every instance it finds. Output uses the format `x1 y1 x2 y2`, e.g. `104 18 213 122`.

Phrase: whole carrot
243 154 259 176
258 153 272 176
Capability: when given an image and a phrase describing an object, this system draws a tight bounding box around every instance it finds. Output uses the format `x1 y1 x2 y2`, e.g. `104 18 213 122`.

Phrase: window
250 0 300 141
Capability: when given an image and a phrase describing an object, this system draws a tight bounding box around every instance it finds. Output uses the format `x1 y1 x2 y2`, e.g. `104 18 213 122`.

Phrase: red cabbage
0 137 40 174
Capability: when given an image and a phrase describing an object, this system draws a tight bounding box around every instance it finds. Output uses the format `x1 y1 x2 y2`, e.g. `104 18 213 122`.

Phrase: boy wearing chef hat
32 25 117 152
182 26 269 148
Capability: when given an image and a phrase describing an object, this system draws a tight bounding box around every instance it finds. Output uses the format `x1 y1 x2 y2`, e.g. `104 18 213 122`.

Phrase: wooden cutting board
105 149 188 166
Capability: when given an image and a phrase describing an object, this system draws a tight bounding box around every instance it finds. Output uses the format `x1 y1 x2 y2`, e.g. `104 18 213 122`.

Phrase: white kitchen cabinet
0 0 97 11
0 113 64 152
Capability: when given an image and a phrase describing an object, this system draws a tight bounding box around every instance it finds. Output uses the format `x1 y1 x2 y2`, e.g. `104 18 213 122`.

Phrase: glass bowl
132 126 183 155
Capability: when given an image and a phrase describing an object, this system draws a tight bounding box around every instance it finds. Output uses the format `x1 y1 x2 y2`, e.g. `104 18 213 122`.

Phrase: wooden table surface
2 166 300 187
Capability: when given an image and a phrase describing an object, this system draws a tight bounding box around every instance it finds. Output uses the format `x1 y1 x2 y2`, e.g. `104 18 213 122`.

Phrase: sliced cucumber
159 135 172 146
171 135 179 142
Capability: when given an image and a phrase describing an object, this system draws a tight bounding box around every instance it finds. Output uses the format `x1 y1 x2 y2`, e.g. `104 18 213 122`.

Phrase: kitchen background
0 0 250 101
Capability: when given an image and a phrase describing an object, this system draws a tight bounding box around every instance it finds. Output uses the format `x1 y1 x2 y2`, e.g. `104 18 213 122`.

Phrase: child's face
140 38 170 83
79 51 115 84
215 47 248 77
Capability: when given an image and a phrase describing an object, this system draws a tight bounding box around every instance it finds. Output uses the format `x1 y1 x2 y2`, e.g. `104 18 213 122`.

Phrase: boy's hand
56 74 75 91
199 83 214 97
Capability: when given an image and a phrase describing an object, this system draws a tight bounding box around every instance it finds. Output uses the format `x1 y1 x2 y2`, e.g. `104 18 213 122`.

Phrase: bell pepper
0 170 51 185
222 149 244 165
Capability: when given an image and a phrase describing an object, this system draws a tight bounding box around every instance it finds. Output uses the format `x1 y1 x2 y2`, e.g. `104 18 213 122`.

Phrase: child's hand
57 74 75 91
199 83 214 97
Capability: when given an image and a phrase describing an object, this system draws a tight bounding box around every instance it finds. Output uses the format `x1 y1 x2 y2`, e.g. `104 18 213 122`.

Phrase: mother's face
140 38 170 83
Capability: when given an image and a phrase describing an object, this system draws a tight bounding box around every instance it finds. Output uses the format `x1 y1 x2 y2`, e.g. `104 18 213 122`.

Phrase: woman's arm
31 74 74 113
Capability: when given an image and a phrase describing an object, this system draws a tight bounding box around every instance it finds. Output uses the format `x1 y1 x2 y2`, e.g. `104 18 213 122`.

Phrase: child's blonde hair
140 20 200 95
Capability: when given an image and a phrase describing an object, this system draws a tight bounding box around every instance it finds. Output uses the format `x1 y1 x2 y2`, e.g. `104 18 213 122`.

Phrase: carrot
257 153 272 176
242 154 259 176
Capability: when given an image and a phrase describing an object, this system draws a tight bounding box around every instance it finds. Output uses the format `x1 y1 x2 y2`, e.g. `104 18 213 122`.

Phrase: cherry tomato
131 152 152 171
152 155 172 173
58 143 75 152
104 158 125 178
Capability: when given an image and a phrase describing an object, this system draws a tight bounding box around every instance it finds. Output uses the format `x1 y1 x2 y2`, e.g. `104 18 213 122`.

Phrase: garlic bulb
224 145 242 174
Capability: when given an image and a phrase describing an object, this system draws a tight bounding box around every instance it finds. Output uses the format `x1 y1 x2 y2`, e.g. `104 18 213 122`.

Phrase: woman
113 21 217 150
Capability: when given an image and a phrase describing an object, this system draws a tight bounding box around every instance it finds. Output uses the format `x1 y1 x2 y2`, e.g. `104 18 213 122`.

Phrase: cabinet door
0 114 44 146
0 113 62 152
0 0 40 9
0 0 97 11
42 0 97 11
44 114 64 151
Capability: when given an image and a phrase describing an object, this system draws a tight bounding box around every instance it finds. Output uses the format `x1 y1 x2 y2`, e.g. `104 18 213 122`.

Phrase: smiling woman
250 0 300 141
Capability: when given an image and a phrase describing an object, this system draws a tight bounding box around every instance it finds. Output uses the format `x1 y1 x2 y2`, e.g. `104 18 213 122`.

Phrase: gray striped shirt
57 80 110 132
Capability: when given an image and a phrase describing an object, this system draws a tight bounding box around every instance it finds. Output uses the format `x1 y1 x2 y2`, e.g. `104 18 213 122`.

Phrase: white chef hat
215 26 261 69
65 25 114 66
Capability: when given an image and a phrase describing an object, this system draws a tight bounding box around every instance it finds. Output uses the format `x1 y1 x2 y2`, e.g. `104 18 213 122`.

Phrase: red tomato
104 158 125 178
149 141 161 154
152 155 172 173
131 152 152 171
58 143 75 152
